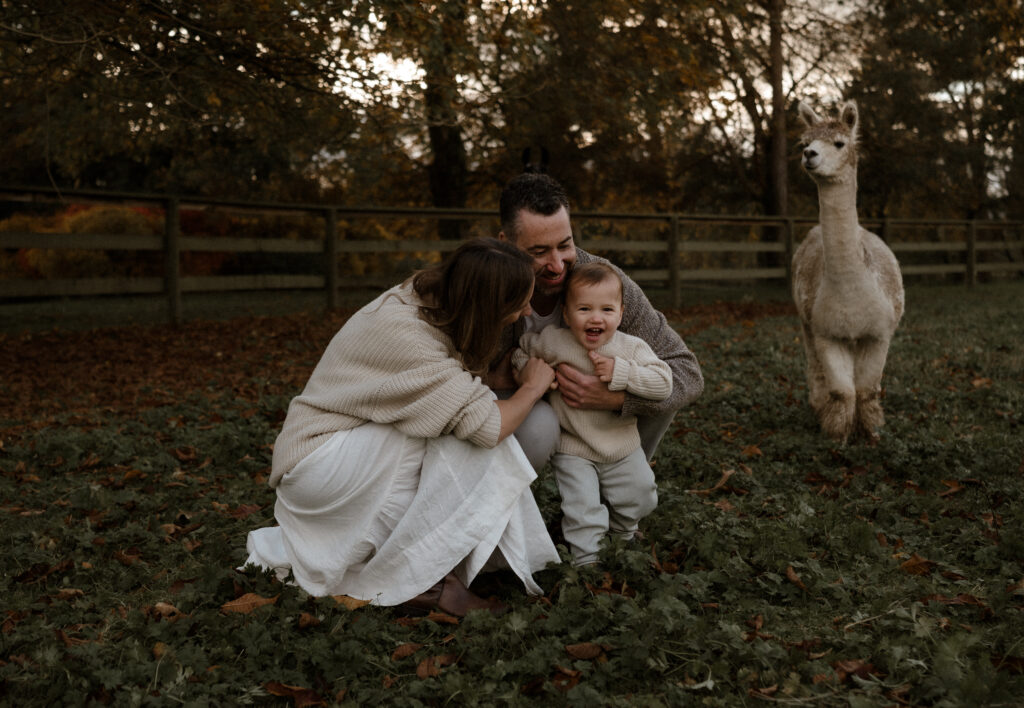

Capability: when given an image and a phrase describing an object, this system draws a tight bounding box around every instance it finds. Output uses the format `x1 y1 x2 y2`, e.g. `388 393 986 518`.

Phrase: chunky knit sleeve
607 333 672 402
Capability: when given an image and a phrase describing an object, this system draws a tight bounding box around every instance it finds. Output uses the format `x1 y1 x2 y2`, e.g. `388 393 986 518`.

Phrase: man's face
563 278 623 351
509 207 576 299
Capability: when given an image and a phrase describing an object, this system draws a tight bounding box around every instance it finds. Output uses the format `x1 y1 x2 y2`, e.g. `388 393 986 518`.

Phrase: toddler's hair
566 262 623 303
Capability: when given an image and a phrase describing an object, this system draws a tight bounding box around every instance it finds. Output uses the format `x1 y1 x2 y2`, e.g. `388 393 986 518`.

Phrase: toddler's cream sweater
513 326 671 463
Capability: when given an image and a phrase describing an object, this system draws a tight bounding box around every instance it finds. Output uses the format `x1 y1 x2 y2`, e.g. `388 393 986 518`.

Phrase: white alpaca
791 100 905 442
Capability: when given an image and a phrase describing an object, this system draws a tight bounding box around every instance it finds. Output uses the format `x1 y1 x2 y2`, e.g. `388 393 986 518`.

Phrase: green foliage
5 1 1021 223
2 282 1024 704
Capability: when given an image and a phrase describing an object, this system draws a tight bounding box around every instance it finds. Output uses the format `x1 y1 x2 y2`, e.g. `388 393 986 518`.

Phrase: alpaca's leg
800 322 828 412
815 337 856 442
853 336 890 439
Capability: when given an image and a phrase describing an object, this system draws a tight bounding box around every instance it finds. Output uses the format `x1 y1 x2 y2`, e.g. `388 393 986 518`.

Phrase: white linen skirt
244 422 559 606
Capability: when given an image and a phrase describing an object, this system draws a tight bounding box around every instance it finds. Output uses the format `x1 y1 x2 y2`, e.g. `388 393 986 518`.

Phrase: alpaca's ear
840 101 859 135
797 101 821 128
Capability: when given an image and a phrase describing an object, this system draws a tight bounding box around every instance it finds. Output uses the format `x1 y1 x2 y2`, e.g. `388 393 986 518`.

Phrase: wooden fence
1 186 1022 324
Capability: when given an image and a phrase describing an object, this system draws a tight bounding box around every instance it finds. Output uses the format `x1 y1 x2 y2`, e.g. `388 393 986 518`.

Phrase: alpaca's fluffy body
792 100 905 442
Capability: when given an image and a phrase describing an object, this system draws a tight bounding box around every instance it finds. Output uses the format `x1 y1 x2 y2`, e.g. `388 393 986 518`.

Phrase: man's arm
617 270 703 417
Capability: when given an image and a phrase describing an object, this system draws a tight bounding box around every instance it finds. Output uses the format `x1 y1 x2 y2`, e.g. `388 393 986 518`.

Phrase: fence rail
2 186 1021 324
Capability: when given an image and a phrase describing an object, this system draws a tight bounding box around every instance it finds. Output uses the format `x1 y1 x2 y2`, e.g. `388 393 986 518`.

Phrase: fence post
966 220 977 287
324 208 339 309
784 218 795 289
164 197 181 326
669 215 680 309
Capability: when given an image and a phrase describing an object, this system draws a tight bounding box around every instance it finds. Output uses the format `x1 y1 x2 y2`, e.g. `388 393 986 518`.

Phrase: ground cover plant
1 281 1023 706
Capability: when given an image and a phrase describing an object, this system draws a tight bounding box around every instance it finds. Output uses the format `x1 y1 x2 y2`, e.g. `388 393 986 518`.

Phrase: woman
244 238 559 616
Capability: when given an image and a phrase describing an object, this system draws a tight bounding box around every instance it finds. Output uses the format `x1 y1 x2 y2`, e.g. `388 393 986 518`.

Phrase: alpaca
791 99 905 442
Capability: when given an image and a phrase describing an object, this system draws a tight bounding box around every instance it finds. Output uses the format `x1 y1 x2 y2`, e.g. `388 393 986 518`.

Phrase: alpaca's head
797 100 858 184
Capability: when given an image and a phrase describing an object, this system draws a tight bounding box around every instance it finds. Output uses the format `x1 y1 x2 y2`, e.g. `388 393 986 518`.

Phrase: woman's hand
518 356 557 394
495 356 555 443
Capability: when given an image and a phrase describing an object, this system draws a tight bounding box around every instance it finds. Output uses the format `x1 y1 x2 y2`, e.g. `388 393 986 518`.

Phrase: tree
847 0 1024 220
679 0 862 216
0 1 358 197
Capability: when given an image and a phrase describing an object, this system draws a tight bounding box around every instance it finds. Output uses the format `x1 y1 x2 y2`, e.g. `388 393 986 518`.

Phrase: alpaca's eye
834 141 846 149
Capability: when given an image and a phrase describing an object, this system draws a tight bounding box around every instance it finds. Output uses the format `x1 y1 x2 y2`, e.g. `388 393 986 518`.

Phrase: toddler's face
563 278 623 351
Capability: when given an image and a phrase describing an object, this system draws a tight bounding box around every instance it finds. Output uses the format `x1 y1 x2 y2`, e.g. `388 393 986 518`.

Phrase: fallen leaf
687 469 735 496
298 612 320 629
55 629 89 647
172 446 198 462
159 523 180 536
221 593 279 614
391 643 423 661
331 595 371 611
938 480 964 497
714 498 735 512
565 642 607 660
832 658 880 682
152 602 184 621
741 444 763 458
264 681 327 707
228 503 262 519
416 653 457 679
551 665 581 691
900 553 936 576
422 610 460 624
786 565 808 592
114 549 142 566
993 655 1024 674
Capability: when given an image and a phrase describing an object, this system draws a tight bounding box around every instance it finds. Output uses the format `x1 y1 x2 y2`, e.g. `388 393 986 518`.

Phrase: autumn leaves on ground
2 283 1023 706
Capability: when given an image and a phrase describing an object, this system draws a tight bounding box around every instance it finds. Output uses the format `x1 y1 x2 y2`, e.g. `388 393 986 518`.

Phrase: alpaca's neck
816 173 863 284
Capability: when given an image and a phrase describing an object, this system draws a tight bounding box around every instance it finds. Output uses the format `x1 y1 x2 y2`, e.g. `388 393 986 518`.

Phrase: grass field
1 280 1022 706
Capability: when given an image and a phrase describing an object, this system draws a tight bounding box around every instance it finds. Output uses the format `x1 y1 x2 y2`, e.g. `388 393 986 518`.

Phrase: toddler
512 262 672 566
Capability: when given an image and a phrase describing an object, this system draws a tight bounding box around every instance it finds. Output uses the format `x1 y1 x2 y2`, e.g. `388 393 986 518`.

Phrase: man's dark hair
499 173 570 241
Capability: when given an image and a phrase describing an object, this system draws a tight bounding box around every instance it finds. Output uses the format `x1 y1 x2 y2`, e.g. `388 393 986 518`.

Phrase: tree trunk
764 0 788 266
423 11 468 241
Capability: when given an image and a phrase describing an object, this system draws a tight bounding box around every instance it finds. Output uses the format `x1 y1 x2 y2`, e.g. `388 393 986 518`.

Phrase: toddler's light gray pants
552 448 658 566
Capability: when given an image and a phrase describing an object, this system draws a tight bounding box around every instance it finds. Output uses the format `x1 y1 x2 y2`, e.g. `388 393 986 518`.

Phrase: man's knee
637 409 678 461
513 400 560 470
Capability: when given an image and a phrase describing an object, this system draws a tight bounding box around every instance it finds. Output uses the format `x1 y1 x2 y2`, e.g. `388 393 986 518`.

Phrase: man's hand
555 362 625 411
589 350 615 382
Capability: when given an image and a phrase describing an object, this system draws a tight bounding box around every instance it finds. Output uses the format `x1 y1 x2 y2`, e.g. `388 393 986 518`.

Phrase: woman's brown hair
411 238 534 376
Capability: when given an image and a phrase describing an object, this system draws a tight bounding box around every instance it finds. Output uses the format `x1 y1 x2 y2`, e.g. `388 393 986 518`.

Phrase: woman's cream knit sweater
269 283 502 488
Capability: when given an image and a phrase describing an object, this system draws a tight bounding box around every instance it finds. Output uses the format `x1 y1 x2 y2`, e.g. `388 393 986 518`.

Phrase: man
492 172 704 469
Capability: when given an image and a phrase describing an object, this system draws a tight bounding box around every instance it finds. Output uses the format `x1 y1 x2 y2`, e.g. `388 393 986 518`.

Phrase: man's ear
498 231 508 241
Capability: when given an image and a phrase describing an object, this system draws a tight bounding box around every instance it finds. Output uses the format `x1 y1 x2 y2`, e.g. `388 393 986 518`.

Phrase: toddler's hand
589 350 615 382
